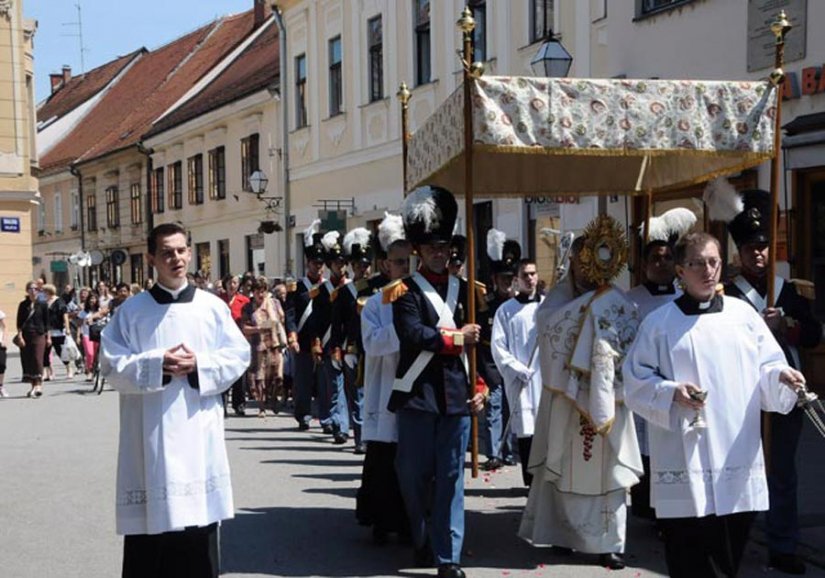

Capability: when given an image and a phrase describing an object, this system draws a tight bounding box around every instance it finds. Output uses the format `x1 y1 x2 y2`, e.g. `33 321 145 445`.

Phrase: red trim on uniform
438 329 463 356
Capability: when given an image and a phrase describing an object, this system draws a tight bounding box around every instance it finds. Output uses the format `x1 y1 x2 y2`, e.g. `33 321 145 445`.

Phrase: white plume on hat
401 187 440 233
303 218 321 248
321 230 340 250
378 212 405 251
642 208 697 242
487 229 506 261
703 177 744 223
343 227 371 256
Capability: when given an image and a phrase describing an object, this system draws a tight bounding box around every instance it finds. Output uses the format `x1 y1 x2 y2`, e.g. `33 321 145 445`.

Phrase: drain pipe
69 163 85 286
272 3 291 276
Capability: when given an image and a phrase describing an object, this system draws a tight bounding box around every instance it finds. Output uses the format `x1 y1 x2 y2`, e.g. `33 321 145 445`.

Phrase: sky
27 0 255 104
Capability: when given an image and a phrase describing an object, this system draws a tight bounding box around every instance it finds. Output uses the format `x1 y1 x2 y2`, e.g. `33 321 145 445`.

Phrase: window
368 16 383 102
196 242 211 276
130 253 144 286
530 0 554 43
639 0 690 16
414 0 431 85
54 193 63 233
168 161 182 210
70 191 79 230
241 134 260 192
105 186 120 229
188 154 204 205
329 36 343 116
208 146 226 200
470 1 486 62
86 193 97 231
295 54 308 128
218 239 230 279
152 167 165 214
130 183 142 225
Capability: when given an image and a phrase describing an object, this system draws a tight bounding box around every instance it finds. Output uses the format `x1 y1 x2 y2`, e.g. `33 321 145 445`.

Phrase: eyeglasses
684 258 721 271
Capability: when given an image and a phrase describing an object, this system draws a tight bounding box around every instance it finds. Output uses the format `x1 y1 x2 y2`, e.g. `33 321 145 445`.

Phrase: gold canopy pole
397 82 411 196
765 10 792 474
767 10 791 307
457 6 480 479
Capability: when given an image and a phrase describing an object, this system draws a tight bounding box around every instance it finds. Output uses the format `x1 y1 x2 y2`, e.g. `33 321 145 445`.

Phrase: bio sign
1 217 20 233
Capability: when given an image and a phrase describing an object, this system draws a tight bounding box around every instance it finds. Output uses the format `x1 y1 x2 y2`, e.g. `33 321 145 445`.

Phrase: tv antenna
61 2 88 74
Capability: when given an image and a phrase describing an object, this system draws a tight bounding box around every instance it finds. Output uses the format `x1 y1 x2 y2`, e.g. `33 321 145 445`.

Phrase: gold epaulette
355 278 370 292
383 279 408 304
356 295 369 314
715 283 725 296
286 280 298 293
790 278 816 300
330 286 341 302
309 285 320 299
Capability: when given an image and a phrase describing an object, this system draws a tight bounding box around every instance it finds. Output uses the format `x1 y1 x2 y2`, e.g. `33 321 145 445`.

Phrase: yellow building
0 2 38 332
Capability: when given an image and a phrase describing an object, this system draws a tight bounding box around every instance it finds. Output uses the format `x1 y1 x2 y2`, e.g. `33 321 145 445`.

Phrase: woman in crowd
78 292 105 380
242 278 287 417
43 283 73 380
0 307 7 398
16 281 50 397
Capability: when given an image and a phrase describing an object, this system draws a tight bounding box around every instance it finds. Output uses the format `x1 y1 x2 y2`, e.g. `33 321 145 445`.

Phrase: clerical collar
420 268 449 285
675 292 723 316
643 280 676 296
516 292 540 304
150 281 196 304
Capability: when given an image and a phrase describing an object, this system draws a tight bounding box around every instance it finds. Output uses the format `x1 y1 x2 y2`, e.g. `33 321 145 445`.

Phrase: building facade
0 2 38 332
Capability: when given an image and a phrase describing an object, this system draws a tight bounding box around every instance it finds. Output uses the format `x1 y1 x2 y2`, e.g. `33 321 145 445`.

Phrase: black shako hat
303 219 325 262
487 229 521 275
322 231 344 264
728 189 772 247
401 186 458 246
343 227 374 264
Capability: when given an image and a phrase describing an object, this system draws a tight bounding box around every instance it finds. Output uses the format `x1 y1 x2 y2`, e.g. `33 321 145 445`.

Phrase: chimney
50 73 63 94
62 65 72 84
254 0 267 27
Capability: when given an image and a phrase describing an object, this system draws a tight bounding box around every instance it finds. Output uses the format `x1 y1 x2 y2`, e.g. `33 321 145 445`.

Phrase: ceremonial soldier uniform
332 228 375 453
477 229 520 471
389 186 485 578
286 221 329 430
320 231 350 443
711 185 822 575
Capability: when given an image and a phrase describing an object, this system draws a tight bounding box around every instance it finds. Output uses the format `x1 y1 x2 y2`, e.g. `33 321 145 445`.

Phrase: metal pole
397 83 411 196
272 4 292 276
457 7 479 479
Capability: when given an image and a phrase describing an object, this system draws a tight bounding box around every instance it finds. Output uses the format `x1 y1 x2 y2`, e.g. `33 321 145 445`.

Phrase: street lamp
248 170 269 195
530 35 573 78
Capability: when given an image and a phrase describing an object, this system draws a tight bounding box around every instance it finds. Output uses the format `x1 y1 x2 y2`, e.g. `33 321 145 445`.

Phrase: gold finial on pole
456 6 475 34
397 82 411 196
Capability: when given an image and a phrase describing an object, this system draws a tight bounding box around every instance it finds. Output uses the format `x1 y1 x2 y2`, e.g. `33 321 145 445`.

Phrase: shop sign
524 196 579 205
783 66 825 100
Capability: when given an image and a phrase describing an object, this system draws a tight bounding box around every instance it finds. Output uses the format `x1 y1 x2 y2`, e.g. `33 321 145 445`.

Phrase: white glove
344 354 358 369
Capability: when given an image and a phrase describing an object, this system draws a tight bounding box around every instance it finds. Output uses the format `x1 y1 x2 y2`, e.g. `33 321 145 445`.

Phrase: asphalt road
1 352 822 578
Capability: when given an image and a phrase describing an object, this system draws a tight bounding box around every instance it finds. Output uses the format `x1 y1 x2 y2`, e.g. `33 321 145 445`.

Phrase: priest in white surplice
520 220 643 571
491 257 543 486
623 232 806 578
102 223 250 578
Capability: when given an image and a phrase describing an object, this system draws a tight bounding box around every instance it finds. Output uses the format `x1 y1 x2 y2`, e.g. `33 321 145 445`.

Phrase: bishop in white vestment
101 224 250 578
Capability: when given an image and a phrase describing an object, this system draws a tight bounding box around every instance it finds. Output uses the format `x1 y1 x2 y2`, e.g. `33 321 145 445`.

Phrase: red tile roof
146 19 280 138
39 9 259 174
37 50 144 124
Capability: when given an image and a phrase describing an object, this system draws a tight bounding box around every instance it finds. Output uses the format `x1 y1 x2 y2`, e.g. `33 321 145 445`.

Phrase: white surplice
101 288 250 535
622 296 796 519
361 290 400 443
520 285 642 553
491 295 543 437
625 283 681 456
